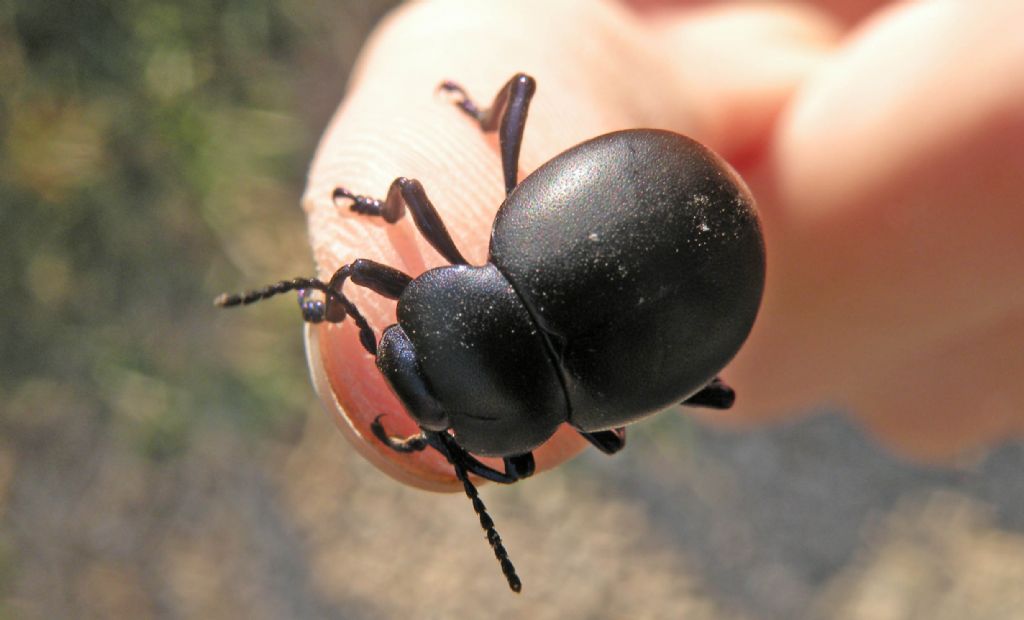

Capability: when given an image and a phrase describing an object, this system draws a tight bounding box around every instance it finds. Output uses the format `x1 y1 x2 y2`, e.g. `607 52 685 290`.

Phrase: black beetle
216 73 765 592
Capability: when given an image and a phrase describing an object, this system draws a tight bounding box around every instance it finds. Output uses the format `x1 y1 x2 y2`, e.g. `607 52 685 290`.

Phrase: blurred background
2 1 1024 618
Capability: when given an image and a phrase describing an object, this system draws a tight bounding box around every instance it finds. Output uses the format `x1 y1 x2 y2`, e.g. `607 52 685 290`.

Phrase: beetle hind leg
682 376 736 409
439 73 536 196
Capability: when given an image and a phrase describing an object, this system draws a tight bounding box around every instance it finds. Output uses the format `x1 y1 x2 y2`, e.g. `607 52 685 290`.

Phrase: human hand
705 0 1024 461
303 0 1024 488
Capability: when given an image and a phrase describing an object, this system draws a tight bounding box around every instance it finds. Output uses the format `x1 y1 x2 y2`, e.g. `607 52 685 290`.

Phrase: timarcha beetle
216 73 766 592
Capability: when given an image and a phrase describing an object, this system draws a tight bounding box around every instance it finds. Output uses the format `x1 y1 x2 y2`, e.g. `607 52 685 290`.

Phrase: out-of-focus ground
2 2 1024 618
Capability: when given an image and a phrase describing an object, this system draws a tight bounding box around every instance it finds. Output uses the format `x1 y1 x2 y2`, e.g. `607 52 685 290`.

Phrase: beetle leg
328 258 412 300
293 259 415 356
682 376 736 409
579 427 627 455
439 73 536 196
504 452 536 479
306 264 388 356
430 431 530 485
369 415 431 453
451 450 527 485
334 177 468 266
370 414 533 484
298 257 409 326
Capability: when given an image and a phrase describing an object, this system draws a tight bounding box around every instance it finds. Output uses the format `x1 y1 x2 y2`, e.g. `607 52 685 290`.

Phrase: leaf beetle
216 73 765 592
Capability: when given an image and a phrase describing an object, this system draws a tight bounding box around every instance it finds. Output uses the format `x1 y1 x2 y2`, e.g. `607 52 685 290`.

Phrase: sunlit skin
303 0 1024 489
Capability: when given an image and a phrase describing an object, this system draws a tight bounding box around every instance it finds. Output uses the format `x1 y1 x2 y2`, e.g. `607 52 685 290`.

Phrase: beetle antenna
450 456 522 593
214 277 341 308
214 277 379 354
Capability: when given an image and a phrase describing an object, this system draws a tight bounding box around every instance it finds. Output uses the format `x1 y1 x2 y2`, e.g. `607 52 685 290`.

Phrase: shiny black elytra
216 73 766 593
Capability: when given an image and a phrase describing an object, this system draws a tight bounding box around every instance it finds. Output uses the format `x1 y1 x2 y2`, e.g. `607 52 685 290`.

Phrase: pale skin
302 0 1024 488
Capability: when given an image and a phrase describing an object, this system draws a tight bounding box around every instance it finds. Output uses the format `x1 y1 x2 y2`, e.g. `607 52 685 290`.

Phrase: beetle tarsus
369 415 429 453
374 417 534 485
437 80 482 119
335 178 468 265
298 288 328 323
681 376 736 409
580 427 627 455
333 187 385 218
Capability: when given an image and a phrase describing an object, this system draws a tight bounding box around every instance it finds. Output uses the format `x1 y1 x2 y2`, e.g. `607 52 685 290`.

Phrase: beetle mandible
216 73 766 592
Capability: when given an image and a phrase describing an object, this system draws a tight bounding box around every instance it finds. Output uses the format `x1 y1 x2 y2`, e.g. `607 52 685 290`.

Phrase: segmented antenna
213 277 338 308
214 276 378 355
217 283 520 590
451 457 522 593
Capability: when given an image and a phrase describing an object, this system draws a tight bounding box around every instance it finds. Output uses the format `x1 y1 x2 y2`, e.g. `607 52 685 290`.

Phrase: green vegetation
1 0 397 459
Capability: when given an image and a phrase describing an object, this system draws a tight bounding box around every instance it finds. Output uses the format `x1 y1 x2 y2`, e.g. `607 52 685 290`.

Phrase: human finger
709 2 1024 457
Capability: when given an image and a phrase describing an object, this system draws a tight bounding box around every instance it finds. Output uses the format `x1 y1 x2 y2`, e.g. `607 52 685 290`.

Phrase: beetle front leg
297 258 414 355
371 415 534 484
439 73 536 196
435 431 535 485
299 258 410 320
369 415 432 453
334 177 468 266
375 322 537 483
457 451 535 485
